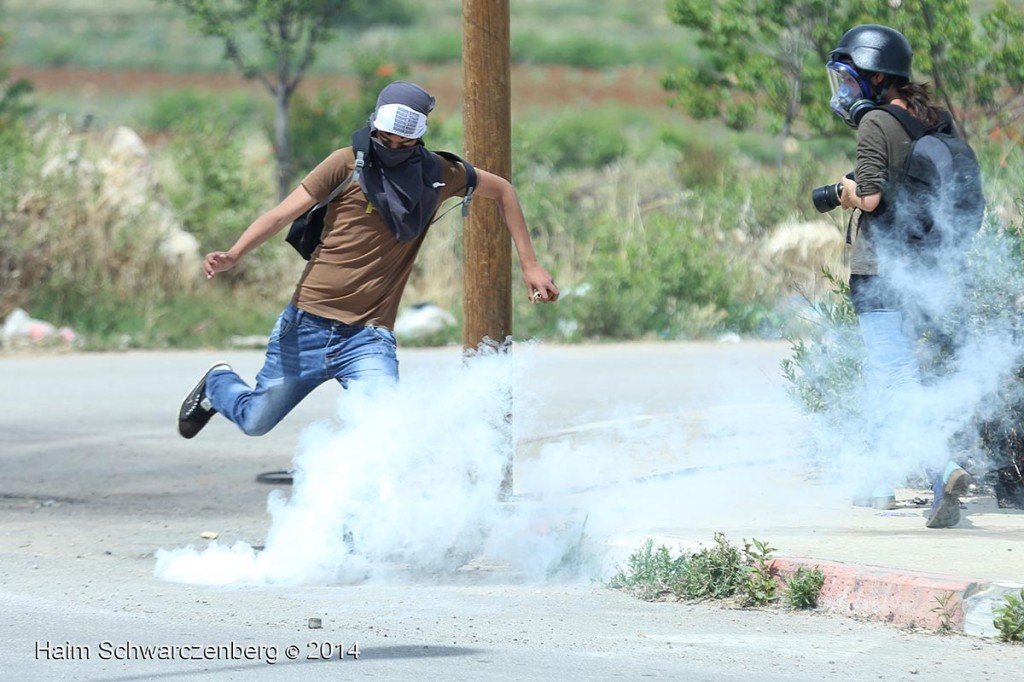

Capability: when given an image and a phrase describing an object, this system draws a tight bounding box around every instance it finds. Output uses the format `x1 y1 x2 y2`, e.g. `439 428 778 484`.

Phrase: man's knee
236 410 282 437
238 421 275 437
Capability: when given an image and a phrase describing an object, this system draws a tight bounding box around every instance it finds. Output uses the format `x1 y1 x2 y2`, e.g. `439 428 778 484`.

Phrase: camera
812 172 854 213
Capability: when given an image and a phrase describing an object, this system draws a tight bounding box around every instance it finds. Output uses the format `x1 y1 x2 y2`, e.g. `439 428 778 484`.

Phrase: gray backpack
876 104 985 252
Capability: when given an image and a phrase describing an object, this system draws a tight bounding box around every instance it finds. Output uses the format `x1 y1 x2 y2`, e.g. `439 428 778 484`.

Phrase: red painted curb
772 557 981 631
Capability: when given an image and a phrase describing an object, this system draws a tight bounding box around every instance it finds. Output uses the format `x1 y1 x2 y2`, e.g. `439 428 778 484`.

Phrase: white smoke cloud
154 220 1024 587
800 216 1024 497
156 344 598 586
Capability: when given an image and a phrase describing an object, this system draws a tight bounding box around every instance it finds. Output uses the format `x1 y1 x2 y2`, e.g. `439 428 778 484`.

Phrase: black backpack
874 104 985 252
285 127 477 260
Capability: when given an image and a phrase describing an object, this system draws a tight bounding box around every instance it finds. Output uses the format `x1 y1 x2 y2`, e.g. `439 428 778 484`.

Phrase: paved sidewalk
601 483 1024 638
510 346 1024 639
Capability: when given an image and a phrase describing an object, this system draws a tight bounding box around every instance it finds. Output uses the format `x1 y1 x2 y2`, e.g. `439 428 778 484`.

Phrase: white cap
372 103 428 139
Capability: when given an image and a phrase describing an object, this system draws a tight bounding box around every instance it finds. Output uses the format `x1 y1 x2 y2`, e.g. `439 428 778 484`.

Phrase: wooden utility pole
462 0 512 350
462 0 513 498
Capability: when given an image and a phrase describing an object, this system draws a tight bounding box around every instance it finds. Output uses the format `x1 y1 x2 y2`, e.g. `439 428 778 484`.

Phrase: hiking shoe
177 363 231 439
926 466 971 529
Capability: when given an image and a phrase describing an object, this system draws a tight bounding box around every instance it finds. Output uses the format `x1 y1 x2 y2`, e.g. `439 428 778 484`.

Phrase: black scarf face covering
359 137 442 242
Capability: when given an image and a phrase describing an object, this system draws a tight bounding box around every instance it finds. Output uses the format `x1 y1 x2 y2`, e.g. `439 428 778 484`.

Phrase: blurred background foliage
0 0 1022 352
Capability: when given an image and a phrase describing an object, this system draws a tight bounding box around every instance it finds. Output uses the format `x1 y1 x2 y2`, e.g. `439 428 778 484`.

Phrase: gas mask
826 60 875 128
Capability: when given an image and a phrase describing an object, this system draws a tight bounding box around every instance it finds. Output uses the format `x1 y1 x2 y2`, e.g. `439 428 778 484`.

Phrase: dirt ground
11 63 671 112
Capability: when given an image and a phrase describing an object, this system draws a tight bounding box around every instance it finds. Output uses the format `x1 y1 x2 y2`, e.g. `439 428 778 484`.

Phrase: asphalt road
2 343 1023 681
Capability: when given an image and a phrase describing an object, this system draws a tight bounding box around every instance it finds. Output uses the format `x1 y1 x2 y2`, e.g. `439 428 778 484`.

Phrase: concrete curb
773 557 1023 638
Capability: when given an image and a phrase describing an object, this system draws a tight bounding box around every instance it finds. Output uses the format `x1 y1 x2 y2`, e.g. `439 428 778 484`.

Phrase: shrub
610 539 684 601
679 532 746 600
163 120 271 239
139 88 264 133
785 566 825 610
0 119 36 314
0 119 226 344
565 209 776 340
611 533 777 605
517 112 628 171
740 538 778 606
779 268 862 417
993 588 1024 643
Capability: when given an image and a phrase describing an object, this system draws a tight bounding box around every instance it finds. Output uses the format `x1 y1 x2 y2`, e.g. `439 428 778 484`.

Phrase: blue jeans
206 304 399 436
850 309 921 495
857 310 920 393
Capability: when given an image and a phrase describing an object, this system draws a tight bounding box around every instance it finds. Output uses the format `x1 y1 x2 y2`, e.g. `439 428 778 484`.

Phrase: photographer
821 24 971 528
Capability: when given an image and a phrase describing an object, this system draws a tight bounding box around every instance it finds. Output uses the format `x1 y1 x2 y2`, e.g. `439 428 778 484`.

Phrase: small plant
678 532 745 600
610 539 683 602
611 533 782 605
779 266 862 418
930 592 959 634
993 587 1024 642
740 538 778 607
784 566 825 610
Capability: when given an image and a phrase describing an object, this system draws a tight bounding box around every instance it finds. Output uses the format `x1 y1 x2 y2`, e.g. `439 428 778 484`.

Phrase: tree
977 1 1024 135
663 0 859 138
874 0 982 139
162 0 411 199
664 0 1024 141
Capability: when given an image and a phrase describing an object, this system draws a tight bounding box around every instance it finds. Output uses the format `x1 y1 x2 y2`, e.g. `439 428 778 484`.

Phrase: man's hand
523 264 559 303
203 251 239 280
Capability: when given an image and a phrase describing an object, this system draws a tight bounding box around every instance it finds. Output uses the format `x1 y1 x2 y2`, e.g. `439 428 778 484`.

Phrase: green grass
30 284 288 350
0 0 696 72
4 0 1023 350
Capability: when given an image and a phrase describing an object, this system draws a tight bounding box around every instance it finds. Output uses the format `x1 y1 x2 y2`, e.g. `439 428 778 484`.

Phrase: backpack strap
435 151 476 216
878 103 928 140
311 127 370 211
351 125 371 162
878 104 959 139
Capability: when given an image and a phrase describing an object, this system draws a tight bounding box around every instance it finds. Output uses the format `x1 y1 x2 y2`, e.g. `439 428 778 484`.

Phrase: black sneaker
178 363 231 439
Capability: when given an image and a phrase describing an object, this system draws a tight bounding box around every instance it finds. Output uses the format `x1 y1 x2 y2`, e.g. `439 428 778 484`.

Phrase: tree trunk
274 85 292 201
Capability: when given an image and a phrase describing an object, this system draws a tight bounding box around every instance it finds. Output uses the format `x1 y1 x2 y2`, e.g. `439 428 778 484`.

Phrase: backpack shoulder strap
312 128 370 210
878 104 928 141
346 126 369 185
434 150 477 217
351 126 371 159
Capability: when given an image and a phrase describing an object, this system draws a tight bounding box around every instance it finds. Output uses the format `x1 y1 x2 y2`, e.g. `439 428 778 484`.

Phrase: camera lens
812 183 842 213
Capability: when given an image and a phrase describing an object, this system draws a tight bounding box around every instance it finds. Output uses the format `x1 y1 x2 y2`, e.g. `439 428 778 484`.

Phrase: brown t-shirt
849 108 913 275
292 147 469 328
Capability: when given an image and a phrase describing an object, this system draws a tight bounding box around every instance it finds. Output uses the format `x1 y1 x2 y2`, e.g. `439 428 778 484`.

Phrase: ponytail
894 81 943 128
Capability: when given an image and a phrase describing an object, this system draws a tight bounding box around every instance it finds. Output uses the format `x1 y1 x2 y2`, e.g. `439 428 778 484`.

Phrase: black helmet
830 24 912 79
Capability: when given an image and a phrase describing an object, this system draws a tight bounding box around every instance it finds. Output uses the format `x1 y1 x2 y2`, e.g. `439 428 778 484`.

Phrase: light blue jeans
206 304 399 436
855 307 967 495
857 310 920 393
853 309 922 495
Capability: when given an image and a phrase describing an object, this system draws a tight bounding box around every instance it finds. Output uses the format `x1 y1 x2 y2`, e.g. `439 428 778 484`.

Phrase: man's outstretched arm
473 168 559 303
203 186 317 280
